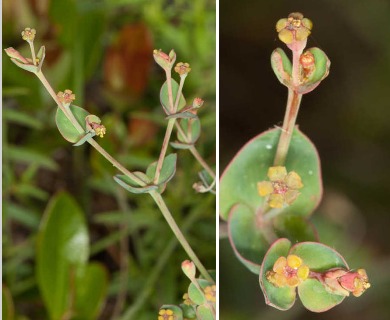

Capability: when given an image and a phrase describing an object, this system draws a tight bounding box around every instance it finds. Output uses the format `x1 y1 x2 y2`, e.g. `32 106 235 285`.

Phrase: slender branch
119 203 207 320
165 69 175 113
153 118 176 184
175 122 216 179
154 72 187 184
149 190 214 284
273 45 304 166
28 42 37 66
110 187 130 320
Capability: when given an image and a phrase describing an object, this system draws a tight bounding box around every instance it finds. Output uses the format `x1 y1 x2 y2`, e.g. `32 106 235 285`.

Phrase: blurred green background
220 0 390 319
2 0 216 319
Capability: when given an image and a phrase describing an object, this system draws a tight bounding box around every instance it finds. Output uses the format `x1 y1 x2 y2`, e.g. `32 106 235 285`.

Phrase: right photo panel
220 1 389 319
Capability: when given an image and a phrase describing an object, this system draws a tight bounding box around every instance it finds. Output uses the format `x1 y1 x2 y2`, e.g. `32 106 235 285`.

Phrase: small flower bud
181 260 196 279
323 268 371 297
21 27 36 42
174 62 191 75
57 89 76 105
153 49 176 71
192 97 204 109
4 47 30 64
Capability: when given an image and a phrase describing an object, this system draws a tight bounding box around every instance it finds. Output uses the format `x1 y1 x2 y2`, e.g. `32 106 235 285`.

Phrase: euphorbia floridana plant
220 12 370 312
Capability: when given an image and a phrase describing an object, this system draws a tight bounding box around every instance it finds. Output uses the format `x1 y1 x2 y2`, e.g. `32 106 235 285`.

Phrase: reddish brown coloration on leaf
104 23 153 96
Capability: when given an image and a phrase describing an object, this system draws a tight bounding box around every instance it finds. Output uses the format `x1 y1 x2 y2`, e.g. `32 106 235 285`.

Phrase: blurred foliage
2 0 216 319
220 0 390 319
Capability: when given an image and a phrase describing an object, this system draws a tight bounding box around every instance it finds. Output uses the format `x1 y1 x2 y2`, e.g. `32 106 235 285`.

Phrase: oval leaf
188 279 211 306
36 192 89 320
73 262 108 320
160 79 186 114
259 238 296 310
228 204 267 274
196 305 214 320
170 141 193 150
56 105 89 143
290 242 348 312
220 128 322 220
146 153 177 186
177 118 201 144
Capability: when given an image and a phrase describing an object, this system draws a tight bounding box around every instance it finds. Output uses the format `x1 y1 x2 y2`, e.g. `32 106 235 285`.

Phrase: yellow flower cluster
158 309 174 320
204 285 216 303
174 62 191 75
276 12 312 44
257 166 303 208
266 254 310 288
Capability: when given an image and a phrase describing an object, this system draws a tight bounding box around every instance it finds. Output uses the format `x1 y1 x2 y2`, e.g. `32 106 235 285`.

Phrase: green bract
271 48 292 87
160 79 186 114
259 238 349 312
55 105 89 143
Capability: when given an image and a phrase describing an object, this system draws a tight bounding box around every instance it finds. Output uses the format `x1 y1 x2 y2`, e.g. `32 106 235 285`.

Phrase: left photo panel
3 1 216 319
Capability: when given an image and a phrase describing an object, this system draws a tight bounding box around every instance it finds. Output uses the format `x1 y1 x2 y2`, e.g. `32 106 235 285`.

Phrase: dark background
220 0 390 319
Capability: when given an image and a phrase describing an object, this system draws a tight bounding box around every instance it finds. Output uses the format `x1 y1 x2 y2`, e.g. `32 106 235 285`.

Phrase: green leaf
196 305 214 320
188 279 211 306
166 111 198 120
259 238 296 310
10 58 38 73
146 153 177 185
271 48 292 87
160 79 186 114
73 263 108 320
55 105 89 143
2 285 15 320
305 47 330 85
170 141 193 150
37 192 89 320
177 118 201 144
273 215 317 243
3 108 43 129
228 204 267 274
73 132 95 146
291 242 348 312
113 172 157 194
5 145 58 171
220 128 322 220
180 304 196 319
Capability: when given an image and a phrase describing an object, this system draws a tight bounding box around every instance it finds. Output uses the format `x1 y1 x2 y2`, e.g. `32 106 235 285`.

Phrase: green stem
149 190 214 284
273 45 304 166
153 118 176 184
120 204 207 320
28 41 37 65
165 69 175 113
175 122 216 179
154 72 187 184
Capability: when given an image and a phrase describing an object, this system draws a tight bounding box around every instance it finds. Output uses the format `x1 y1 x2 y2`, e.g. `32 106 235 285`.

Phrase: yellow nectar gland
266 254 310 288
158 309 174 320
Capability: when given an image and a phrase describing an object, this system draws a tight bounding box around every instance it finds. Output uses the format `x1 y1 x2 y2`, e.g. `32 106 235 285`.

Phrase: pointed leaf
166 111 198 120
36 192 89 320
113 172 157 194
73 132 95 146
10 58 38 73
73 263 108 320
220 128 322 220
55 105 89 143
160 79 186 114
146 153 177 186
259 238 296 310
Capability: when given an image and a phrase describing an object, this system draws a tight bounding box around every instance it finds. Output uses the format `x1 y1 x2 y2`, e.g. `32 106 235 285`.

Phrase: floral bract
323 268 371 297
266 254 309 288
257 166 303 208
